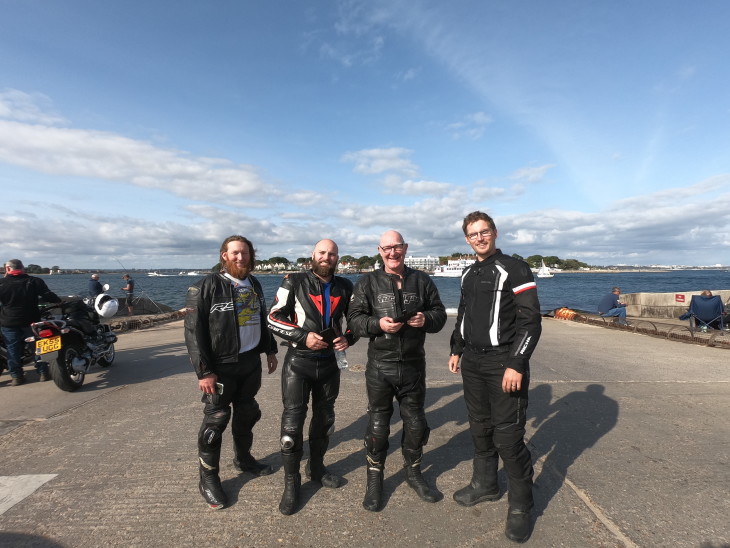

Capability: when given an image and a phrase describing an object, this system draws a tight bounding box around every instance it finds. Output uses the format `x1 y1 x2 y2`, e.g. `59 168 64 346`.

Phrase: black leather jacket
0 273 61 328
184 272 277 379
348 266 446 364
449 250 541 374
267 270 357 354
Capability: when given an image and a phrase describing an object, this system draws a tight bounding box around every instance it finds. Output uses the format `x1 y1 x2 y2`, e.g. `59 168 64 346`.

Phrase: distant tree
561 259 589 270
340 255 356 263
525 255 543 269
296 257 310 264
25 264 44 274
268 256 290 265
356 255 376 269
51 265 60 271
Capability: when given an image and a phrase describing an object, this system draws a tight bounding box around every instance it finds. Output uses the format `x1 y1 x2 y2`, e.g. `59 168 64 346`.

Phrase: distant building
404 255 439 272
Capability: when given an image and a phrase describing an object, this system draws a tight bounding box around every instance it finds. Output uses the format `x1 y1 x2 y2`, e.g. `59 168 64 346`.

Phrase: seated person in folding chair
678 290 725 330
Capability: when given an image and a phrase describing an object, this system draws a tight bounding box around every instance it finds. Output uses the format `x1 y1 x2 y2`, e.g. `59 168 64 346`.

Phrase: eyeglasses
379 244 405 253
466 229 494 241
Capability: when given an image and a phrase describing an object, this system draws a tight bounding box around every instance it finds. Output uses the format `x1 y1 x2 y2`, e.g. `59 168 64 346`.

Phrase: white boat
433 258 475 277
536 260 554 278
148 271 174 277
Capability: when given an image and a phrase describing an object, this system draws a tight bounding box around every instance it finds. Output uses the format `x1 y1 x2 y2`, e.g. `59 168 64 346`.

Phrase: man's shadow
527 384 619 517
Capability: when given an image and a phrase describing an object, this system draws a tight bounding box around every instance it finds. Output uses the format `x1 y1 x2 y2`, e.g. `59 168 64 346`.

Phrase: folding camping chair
679 295 725 332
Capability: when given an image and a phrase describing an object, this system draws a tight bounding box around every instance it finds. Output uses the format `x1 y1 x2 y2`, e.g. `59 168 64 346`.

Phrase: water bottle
335 350 349 369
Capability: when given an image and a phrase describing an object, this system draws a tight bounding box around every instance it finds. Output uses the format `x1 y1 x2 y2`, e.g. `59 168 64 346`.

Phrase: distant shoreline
39 267 728 276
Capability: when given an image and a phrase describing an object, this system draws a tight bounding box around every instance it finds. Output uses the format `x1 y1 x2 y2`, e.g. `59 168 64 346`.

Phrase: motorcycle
29 288 119 391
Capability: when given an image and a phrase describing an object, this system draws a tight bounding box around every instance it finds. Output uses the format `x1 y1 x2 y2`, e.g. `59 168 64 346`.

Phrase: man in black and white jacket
448 211 542 543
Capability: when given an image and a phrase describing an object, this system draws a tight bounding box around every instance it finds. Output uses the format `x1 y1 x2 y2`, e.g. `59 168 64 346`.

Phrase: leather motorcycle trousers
198 351 263 463
364 358 430 467
280 351 341 455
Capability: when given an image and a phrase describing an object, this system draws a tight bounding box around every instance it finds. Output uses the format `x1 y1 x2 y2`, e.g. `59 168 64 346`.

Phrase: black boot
362 464 384 512
453 456 500 506
279 450 302 515
306 438 343 488
505 508 531 543
403 454 438 503
198 451 227 510
233 453 274 476
233 429 274 476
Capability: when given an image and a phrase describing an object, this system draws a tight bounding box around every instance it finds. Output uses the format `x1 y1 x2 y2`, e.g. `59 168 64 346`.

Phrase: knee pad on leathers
365 414 390 457
199 408 231 451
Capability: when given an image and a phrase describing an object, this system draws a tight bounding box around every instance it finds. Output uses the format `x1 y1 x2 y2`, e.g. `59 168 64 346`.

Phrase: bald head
379 230 404 248
378 230 407 275
313 239 339 255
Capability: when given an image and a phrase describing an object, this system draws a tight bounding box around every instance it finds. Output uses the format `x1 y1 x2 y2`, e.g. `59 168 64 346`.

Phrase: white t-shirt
224 274 261 353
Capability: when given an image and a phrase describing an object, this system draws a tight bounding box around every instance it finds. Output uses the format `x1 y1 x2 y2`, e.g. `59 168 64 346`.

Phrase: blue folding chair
679 295 725 332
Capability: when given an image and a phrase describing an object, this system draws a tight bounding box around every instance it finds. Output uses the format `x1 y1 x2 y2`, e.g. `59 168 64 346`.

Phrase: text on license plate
36 336 62 355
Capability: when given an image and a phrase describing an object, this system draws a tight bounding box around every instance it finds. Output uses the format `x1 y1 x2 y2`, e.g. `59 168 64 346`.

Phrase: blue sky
1 0 729 269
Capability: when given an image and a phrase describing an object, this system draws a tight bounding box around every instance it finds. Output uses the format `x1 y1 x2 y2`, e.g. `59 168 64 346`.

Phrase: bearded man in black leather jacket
267 239 357 515
348 230 446 512
184 235 278 510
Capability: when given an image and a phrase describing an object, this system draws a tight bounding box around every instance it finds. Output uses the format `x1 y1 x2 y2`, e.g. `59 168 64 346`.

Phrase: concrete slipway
0 317 727 548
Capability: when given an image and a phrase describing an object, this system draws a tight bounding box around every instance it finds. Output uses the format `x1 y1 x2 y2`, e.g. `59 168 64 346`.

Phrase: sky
1 0 729 269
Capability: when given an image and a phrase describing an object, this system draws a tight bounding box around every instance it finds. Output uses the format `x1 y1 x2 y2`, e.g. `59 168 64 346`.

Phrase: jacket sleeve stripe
513 281 537 294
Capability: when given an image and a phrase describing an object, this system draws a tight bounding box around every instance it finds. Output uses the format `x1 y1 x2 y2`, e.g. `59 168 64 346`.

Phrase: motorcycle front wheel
97 343 115 367
50 344 85 392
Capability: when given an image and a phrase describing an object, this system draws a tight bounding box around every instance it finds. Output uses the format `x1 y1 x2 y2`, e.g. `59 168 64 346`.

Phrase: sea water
36 270 729 314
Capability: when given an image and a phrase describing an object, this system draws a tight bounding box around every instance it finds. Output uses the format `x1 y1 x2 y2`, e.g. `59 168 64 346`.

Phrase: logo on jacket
210 302 234 313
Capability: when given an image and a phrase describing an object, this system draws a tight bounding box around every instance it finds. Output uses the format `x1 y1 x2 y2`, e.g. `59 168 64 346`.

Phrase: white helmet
94 294 119 318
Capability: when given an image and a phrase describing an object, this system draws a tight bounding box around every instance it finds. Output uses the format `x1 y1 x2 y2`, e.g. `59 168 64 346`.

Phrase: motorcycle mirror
103 283 110 291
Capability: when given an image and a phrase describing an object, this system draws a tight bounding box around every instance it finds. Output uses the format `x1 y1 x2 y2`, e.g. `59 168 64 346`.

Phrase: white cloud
446 111 492 140
0 88 67 125
0 119 277 204
509 164 555 183
341 147 419 177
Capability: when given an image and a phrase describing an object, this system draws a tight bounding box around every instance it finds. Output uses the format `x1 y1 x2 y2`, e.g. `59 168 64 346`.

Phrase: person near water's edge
448 211 542 543
267 239 358 515
88 274 103 298
597 287 628 325
348 230 447 512
120 274 135 316
184 235 278 510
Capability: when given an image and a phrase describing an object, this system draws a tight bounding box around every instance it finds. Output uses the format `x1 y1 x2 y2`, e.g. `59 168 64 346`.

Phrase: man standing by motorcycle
184 235 278 510
0 259 61 385
267 239 358 515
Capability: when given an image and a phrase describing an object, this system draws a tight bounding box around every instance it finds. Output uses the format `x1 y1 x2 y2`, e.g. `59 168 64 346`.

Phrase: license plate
36 336 62 355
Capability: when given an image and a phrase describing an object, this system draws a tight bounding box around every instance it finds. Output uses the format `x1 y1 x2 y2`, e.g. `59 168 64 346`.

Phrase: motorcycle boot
232 435 273 477
305 438 343 488
403 451 438 503
505 508 532 543
362 456 384 512
279 450 302 515
453 455 501 506
198 451 227 510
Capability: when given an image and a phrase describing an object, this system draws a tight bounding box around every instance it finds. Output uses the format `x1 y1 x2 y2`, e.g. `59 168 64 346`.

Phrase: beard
223 259 250 280
312 261 336 279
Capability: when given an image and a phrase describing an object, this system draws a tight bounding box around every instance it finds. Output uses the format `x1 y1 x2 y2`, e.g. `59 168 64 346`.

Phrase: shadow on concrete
527 384 619 517
0 532 68 547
